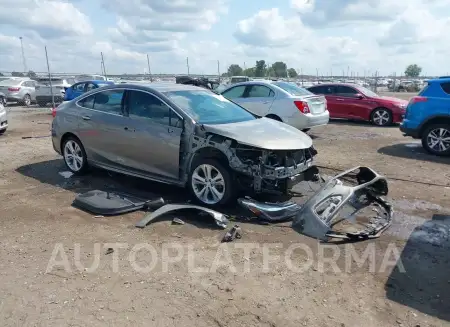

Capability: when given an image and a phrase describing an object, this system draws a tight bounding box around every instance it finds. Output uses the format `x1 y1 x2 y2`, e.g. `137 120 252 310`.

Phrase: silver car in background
35 77 76 107
0 78 37 106
220 80 329 131
52 83 317 206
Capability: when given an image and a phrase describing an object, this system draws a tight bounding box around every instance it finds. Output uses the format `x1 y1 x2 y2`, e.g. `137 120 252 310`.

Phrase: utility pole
147 54 152 81
44 46 55 109
100 52 108 79
316 68 319 81
217 60 220 81
300 68 303 86
186 57 190 75
19 37 27 73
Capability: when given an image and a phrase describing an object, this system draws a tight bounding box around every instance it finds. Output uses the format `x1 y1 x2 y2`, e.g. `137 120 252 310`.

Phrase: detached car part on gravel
238 197 301 223
292 166 393 241
135 203 229 229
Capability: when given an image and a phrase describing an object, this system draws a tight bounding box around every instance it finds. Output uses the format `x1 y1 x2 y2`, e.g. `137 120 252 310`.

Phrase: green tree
287 68 298 78
243 67 255 77
27 70 37 78
11 71 24 77
227 64 243 76
254 60 267 77
404 64 422 78
271 61 287 77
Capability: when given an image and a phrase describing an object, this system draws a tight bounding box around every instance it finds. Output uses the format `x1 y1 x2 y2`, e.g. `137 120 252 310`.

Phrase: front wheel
188 158 235 206
371 108 392 126
421 124 450 156
62 136 89 174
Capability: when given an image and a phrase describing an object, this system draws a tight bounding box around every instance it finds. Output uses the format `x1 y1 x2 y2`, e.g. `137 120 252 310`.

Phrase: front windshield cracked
165 90 256 125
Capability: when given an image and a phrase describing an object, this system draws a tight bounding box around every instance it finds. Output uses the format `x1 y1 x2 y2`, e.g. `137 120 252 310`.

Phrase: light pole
19 36 27 73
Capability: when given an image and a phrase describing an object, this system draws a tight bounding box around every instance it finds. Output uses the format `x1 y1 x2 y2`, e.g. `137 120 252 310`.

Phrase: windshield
231 77 248 83
165 90 256 125
273 81 313 96
37 79 64 86
0 79 22 86
357 86 379 97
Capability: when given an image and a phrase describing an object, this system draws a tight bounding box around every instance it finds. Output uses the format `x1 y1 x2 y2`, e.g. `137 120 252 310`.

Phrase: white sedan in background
220 80 329 132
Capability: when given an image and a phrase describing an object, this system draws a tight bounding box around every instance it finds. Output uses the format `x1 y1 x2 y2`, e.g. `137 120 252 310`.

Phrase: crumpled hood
203 117 313 150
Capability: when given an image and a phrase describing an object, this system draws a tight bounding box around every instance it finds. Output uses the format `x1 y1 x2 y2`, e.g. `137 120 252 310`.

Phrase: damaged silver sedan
51 83 317 206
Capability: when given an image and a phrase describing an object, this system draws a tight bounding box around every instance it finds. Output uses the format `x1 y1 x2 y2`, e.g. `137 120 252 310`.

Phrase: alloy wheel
191 164 226 205
23 95 31 106
63 140 84 172
427 127 450 153
372 109 391 126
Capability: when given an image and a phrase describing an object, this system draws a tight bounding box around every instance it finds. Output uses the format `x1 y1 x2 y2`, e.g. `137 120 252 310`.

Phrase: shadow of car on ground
378 143 450 164
15 159 271 229
385 214 450 322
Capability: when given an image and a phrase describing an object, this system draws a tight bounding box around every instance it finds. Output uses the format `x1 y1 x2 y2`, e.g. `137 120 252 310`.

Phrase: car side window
440 82 450 95
308 86 323 94
247 85 274 98
221 85 246 99
23 81 33 87
92 90 124 114
78 94 95 109
127 90 180 127
86 83 96 92
73 83 85 92
335 85 358 97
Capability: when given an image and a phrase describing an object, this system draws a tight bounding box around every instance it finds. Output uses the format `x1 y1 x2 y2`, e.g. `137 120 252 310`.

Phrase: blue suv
400 77 450 156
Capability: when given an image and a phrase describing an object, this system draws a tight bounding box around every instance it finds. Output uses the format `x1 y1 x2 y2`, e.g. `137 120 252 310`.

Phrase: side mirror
355 93 364 99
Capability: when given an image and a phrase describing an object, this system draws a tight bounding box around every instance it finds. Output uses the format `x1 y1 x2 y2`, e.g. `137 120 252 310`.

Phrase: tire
0 129 5 135
421 123 450 156
0 96 6 107
371 108 392 126
23 94 31 107
38 102 47 107
62 136 89 174
188 158 235 206
302 128 310 133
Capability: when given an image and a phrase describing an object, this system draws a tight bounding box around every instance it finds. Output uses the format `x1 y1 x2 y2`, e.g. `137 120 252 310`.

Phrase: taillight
409 96 427 105
51 107 57 118
8 87 20 92
294 101 310 114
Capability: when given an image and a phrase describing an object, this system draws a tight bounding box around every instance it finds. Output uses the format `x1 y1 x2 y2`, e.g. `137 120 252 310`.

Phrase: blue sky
0 0 450 76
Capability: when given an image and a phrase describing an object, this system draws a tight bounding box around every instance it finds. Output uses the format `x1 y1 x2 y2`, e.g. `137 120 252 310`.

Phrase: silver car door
240 84 275 116
76 89 128 168
121 90 182 180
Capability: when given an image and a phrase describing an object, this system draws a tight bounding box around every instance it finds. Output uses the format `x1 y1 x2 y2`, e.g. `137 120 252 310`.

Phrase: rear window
37 79 64 86
231 77 249 83
440 82 450 95
273 81 313 96
0 79 21 86
419 83 430 95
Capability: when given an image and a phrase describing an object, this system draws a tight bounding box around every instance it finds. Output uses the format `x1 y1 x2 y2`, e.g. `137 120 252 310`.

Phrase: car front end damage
184 131 318 195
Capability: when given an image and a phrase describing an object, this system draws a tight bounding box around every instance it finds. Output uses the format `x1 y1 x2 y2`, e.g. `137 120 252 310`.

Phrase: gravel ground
1 93 450 327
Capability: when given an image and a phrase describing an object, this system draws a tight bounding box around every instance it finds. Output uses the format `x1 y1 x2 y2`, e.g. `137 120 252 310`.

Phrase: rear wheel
0 96 6 107
0 129 5 135
371 108 392 126
421 124 450 156
188 158 235 206
23 94 31 107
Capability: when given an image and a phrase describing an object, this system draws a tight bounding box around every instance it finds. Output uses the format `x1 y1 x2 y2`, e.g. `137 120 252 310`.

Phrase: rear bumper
6 94 23 101
399 122 420 138
36 95 64 104
285 110 330 130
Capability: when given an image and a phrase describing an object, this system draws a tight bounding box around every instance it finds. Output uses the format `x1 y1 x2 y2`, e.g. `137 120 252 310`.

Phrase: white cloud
1 0 450 75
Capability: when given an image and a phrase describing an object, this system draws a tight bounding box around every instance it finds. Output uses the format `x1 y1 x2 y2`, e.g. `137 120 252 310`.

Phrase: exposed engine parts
187 133 317 194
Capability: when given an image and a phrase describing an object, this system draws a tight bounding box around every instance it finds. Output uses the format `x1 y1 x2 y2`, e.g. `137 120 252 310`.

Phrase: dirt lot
1 93 449 327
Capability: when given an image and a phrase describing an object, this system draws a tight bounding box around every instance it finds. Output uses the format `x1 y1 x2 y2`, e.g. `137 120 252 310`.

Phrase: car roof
308 83 360 88
429 77 450 83
77 80 113 84
223 80 276 88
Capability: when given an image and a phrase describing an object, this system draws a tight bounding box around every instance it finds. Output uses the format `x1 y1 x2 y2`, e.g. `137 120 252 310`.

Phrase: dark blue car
64 80 114 101
400 77 450 156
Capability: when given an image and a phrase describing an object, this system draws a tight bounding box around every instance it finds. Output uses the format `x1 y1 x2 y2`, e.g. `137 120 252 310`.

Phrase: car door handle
82 116 91 120
124 126 135 132
263 101 270 104
336 98 344 101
